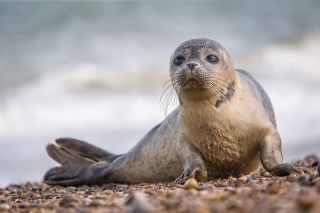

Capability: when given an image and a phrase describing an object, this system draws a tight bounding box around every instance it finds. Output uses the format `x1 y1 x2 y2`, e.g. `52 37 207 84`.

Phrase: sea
0 1 320 187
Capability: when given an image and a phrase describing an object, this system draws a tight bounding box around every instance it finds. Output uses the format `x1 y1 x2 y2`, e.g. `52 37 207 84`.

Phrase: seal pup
44 38 306 186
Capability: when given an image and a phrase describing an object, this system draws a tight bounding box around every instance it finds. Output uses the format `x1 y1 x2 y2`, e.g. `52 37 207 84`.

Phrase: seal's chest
192 119 259 164
196 123 240 161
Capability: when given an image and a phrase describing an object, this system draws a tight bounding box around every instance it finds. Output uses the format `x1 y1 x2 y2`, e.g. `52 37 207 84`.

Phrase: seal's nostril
187 63 197 70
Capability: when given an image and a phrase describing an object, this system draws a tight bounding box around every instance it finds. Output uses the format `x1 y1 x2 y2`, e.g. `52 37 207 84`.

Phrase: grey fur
44 38 306 186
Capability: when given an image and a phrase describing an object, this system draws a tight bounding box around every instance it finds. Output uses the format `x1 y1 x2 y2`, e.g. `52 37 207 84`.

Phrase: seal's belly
192 124 261 178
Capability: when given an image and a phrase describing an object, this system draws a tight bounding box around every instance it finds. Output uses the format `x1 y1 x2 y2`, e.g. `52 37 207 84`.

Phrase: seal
44 38 306 186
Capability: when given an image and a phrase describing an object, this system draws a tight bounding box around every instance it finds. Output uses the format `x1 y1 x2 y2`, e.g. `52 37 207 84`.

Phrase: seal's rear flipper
46 143 95 165
46 138 117 166
44 164 112 186
55 138 115 160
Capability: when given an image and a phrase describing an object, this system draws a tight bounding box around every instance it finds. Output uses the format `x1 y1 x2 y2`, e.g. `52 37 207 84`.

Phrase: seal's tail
46 138 119 166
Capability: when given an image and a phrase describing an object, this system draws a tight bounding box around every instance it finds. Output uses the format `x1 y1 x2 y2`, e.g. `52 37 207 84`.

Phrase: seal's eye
206 55 219 64
174 56 185 66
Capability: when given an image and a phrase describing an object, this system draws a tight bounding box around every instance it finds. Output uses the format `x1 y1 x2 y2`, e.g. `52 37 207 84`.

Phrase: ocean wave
237 33 320 85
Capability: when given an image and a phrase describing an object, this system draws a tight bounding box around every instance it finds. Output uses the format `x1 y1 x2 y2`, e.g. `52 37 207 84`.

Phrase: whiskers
160 70 235 128
160 74 181 129
204 75 235 108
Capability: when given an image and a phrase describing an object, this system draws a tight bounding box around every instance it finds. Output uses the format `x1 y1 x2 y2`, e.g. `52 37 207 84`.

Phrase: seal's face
169 38 235 102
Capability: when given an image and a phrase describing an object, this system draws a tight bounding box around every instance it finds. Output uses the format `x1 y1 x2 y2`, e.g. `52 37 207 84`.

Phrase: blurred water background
0 1 320 187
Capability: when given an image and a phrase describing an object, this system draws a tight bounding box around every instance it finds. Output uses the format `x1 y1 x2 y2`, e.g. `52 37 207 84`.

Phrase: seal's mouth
182 79 203 90
183 79 198 86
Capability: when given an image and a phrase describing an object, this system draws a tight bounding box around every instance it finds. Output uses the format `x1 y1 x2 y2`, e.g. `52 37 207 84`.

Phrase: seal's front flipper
44 164 111 186
175 140 207 183
260 131 308 176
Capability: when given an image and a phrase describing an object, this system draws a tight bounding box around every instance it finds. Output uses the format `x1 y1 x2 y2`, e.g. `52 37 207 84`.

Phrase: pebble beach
1 156 319 213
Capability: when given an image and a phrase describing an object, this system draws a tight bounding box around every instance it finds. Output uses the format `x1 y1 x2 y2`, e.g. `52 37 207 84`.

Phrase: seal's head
169 38 235 102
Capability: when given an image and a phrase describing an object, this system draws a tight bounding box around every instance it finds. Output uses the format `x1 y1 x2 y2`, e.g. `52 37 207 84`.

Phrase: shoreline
1 157 320 213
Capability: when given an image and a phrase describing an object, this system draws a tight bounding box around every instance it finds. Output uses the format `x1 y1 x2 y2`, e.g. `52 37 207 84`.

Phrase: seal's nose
187 63 197 70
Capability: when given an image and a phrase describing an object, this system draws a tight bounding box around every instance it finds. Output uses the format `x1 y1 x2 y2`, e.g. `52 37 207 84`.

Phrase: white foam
0 64 171 140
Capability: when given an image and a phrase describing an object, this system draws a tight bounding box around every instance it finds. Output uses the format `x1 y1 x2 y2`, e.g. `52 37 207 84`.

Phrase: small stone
117 184 129 189
44 194 53 199
261 170 271 177
216 192 226 201
183 178 199 190
237 175 247 183
286 174 297 182
267 183 281 194
84 190 95 195
311 161 319 167
216 182 229 187
310 170 318 179
297 175 311 186
125 192 154 213
147 190 156 195
198 182 211 190
31 187 39 192
90 199 109 206
18 202 30 208
0 204 10 210
66 186 77 192
228 200 243 209
59 196 80 208
304 154 319 161
245 176 259 184
234 180 243 187
14 199 22 203
297 192 317 209
102 183 117 190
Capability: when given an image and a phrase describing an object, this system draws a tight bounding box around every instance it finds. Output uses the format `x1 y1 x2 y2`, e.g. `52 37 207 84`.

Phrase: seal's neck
178 78 236 111
213 80 235 108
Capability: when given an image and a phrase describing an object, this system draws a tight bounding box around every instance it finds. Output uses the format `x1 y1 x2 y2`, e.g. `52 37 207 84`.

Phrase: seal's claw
174 167 207 183
174 170 189 183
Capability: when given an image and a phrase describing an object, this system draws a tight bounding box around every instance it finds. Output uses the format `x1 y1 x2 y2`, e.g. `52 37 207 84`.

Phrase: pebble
125 192 154 213
0 204 10 210
183 178 199 190
234 180 243 187
286 174 297 182
0 156 319 212
245 176 259 184
311 161 319 167
297 175 312 186
297 192 317 209
59 196 80 208
102 183 117 190
237 175 247 183
267 183 281 194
